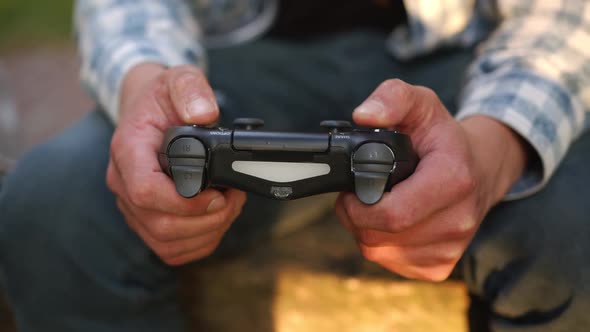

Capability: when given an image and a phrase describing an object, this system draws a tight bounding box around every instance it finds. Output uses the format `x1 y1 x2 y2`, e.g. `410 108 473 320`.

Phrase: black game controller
158 119 418 205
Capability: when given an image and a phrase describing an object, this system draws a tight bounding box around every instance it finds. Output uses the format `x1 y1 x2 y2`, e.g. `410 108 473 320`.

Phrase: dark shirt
268 0 407 40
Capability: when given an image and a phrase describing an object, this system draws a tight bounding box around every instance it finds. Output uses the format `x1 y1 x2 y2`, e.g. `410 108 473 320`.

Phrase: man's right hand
106 64 247 266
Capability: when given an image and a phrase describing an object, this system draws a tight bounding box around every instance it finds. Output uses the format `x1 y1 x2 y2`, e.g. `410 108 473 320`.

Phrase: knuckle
173 69 205 90
162 255 185 266
147 217 177 242
343 201 359 222
209 212 227 229
420 265 454 282
153 243 184 265
437 248 462 265
385 79 413 100
381 78 404 91
359 246 382 263
108 139 124 172
106 168 117 193
454 166 476 195
383 208 411 232
356 230 381 247
448 218 477 239
233 203 245 220
418 86 438 101
110 133 122 153
129 182 153 208
202 243 218 257
152 246 172 263
174 65 203 76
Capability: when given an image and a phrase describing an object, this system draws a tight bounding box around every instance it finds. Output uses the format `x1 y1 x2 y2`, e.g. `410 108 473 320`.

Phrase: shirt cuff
80 39 206 123
455 70 576 200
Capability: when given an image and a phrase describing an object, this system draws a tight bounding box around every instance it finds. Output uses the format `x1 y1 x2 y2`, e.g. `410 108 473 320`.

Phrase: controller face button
169 138 206 158
171 165 204 198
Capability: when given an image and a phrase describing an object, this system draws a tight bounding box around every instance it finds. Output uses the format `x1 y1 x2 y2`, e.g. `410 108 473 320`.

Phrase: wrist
460 116 529 210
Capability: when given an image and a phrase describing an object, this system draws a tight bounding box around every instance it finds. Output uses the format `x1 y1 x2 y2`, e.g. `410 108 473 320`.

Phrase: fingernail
353 99 384 120
206 197 226 213
186 98 216 120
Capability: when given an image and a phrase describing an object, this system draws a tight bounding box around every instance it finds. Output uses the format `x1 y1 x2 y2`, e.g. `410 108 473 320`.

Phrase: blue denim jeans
1 31 589 331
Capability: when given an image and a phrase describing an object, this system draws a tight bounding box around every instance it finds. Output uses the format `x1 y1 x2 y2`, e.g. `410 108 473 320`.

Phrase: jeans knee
461 215 585 329
0 113 182 329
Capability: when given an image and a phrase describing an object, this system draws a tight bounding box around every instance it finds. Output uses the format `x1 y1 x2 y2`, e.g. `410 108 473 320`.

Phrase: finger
110 133 227 216
334 194 358 234
223 188 248 222
360 241 464 267
342 150 475 232
352 79 450 144
166 65 218 125
359 242 464 281
353 201 478 248
164 240 221 266
106 159 124 195
118 199 223 259
117 190 243 243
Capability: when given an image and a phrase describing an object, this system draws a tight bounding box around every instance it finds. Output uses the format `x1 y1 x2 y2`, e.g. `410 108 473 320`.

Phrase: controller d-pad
353 143 395 204
168 138 206 198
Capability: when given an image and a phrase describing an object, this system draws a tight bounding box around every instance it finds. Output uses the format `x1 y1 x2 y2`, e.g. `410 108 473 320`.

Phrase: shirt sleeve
455 1 590 199
75 0 206 123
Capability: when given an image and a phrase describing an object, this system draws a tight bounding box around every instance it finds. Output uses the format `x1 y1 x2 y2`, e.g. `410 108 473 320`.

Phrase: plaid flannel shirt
75 0 590 198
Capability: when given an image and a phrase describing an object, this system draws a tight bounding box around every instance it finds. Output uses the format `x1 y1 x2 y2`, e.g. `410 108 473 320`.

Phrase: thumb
167 66 219 125
352 79 444 133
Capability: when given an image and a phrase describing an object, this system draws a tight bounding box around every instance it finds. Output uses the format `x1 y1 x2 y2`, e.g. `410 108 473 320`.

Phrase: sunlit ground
182 208 468 332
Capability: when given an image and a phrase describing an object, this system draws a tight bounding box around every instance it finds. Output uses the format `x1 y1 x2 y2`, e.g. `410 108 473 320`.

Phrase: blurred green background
0 0 73 49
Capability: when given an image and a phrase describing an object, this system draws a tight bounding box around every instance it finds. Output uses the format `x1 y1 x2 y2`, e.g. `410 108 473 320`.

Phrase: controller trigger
171 165 204 198
167 137 206 198
352 143 395 204
354 171 390 204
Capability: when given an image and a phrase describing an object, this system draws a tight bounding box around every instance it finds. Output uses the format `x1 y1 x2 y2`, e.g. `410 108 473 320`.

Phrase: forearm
460 116 529 209
75 0 206 123
456 0 590 198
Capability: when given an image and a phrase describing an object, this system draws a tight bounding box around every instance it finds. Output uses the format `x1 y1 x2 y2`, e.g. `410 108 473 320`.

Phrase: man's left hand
336 79 528 281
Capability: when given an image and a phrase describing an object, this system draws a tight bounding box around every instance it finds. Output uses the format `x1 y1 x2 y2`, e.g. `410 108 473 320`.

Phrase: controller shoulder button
353 142 395 165
169 138 206 158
